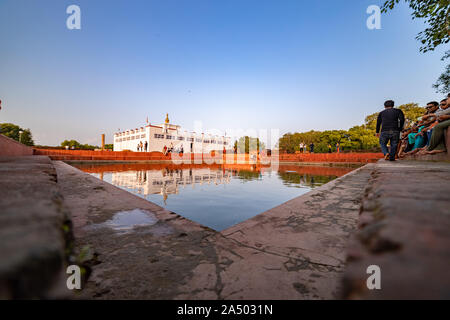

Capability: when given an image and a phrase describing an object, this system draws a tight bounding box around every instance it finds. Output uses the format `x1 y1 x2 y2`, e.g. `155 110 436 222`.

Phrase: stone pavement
3 156 447 299
53 161 373 299
0 156 70 299
342 160 450 299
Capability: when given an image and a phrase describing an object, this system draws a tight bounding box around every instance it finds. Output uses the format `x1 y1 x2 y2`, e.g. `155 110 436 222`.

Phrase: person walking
309 142 315 153
376 100 405 161
144 141 148 152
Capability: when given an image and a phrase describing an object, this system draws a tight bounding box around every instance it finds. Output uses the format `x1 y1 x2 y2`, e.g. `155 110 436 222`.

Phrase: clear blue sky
0 0 447 146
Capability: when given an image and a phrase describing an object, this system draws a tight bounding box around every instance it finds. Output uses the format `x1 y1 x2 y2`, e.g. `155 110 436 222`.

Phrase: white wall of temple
113 123 232 153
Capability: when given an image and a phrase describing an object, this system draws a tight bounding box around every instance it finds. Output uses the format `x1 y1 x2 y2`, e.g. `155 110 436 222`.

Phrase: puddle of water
103 209 158 231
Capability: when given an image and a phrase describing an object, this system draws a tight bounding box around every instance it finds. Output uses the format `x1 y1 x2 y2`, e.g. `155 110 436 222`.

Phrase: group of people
163 143 184 155
328 143 340 153
299 143 316 153
136 140 148 152
298 142 340 154
399 94 450 158
375 94 450 161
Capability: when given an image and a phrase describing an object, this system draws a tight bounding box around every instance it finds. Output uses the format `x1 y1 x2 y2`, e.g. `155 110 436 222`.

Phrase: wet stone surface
85 209 159 234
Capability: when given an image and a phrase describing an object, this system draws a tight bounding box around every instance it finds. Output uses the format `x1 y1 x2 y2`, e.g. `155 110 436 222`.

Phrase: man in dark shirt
376 100 405 161
309 142 315 153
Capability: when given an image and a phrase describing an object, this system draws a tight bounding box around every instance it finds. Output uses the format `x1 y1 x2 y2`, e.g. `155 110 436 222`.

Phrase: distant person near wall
309 143 315 153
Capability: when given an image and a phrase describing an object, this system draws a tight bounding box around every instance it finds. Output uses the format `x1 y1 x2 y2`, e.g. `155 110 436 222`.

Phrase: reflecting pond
72 163 358 231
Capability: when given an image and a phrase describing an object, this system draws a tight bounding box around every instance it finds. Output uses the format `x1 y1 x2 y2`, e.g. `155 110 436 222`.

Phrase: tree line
278 103 425 154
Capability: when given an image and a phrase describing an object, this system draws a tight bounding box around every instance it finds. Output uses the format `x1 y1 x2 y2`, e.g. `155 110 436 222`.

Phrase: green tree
382 1 450 93
382 0 449 53
61 140 99 150
348 125 379 151
235 136 265 154
433 50 450 94
61 140 81 149
0 123 34 146
399 103 428 124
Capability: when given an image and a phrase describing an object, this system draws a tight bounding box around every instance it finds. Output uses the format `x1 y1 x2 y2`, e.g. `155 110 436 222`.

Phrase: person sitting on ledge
403 101 443 156
398 127 415 158
416 95 450 155
421 99 449 147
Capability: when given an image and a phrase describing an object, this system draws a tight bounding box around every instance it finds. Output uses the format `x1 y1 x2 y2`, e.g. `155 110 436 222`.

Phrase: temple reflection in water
111 167 232 203
74 163 357 203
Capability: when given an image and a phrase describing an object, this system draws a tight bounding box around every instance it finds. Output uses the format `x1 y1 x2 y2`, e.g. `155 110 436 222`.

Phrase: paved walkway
4 156 447 299
54 161 373 299
342 160 450 299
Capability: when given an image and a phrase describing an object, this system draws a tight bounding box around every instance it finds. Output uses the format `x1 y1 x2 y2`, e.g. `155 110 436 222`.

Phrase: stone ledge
342 160 450 299
0 156 71 299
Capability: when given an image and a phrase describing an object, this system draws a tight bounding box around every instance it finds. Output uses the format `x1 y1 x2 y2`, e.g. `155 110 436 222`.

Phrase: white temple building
113 114 232 153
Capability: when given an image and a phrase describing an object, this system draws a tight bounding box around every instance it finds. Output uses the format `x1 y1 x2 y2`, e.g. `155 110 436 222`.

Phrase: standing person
140 141 143 152
137 143 140 152
163 145 167 155
336 142 340 153
328 144 332 153
376 100 405 161
309 142 315 153
144 141 148 152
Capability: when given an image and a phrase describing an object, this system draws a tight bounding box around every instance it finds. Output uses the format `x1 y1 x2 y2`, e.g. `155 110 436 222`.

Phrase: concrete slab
54 161 373 299
342 160 450 299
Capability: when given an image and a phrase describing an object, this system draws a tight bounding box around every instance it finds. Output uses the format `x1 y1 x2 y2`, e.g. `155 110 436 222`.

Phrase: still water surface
72 163 357 231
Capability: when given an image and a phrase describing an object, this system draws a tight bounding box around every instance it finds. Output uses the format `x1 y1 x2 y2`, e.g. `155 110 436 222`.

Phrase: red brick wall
278 152 383 163
0 134 33 156
33 148 383 163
